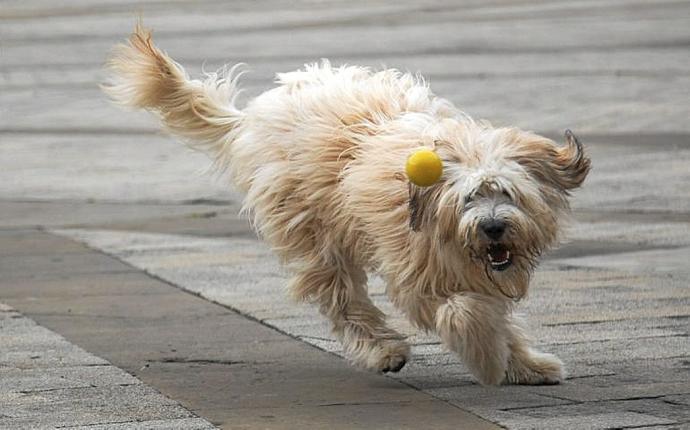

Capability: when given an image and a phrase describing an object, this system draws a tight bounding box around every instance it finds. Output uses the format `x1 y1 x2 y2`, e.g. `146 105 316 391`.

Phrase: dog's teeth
488 250 511 266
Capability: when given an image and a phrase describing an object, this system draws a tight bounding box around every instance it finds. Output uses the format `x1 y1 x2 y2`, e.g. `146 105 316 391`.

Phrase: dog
103 24 590 385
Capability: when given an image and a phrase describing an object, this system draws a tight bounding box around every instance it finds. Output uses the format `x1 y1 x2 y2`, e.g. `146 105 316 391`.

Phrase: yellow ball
405 148 443 187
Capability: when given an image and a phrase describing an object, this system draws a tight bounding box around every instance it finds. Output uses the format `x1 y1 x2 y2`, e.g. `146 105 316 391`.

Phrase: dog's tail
102 23 243 160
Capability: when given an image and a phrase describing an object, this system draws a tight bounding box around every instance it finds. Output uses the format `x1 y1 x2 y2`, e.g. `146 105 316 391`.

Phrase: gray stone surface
61 419 216 430
0 200 237 229
495 412 675 430
1 1 689 429
0 230 499 430
2 1 690 209
0 133 237 204
52 209 690 429
0 304 216 429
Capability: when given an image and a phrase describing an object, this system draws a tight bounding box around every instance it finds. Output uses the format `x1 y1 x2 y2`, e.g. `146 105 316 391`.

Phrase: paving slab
494 412 675 430
0 200 237 229
0 304 215 429
61 418 216 430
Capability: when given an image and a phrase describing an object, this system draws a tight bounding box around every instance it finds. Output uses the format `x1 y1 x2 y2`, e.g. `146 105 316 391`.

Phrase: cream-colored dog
104 25 590 385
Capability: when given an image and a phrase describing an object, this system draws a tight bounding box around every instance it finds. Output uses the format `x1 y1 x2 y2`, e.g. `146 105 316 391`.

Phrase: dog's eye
464 195 473 205
502 190 511 200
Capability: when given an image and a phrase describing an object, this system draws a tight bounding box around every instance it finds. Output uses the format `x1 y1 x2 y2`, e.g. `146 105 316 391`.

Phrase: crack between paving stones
614 421 688 429
538 393 690 404
499 399 581 411
543 315 690 327
565 372 617 380
544 332 690 346
662 398 689 406
145 357 249 366
317 400 415 407
54 418 158 429
535 392 589 402
18 382 140 395
299 335 337 342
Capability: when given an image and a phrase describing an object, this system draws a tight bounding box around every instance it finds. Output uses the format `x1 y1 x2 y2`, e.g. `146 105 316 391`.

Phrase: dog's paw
505 350 564 385
475 357 510 386
359 339 411 373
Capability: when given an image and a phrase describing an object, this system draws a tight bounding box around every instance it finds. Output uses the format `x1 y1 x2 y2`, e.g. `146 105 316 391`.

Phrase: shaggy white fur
104 24 590 385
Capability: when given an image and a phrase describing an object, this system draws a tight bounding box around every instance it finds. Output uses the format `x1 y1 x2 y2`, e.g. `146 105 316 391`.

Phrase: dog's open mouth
487 244 512 271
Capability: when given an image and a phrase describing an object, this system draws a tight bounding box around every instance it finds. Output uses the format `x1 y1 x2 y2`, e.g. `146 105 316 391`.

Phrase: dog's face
413 127 590 299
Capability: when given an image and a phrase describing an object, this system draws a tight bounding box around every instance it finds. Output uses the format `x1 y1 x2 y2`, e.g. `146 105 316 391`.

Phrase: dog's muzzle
487 243 512 271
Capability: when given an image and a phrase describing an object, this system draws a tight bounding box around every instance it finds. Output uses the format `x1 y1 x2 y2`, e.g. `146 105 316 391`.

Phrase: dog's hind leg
503 317 564 385
289 261 410 373
435 292 511 385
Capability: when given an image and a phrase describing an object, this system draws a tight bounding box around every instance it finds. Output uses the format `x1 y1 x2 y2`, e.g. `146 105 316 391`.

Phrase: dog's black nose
480 219 506 241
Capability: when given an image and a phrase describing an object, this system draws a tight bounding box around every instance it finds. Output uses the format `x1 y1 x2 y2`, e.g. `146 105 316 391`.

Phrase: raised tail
102 23 243 161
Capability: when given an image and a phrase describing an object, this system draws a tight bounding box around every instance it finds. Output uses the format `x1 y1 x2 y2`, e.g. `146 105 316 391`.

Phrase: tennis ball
405 148 443 187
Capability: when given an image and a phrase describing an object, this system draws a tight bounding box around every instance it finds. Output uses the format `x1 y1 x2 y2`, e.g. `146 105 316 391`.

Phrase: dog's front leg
289 263 410 373
503 317 564 385
435 292 511 385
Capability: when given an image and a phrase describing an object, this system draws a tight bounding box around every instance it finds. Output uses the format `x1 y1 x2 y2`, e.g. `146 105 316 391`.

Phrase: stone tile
61 418 217 430
535 380 690 402
212 401 497 430
0 318 109 369
428 385 573 411
139 360 439 410
620 399 690 424
530 317 689 347
497 412 674 430
503 398 688 421
0 253 135 281
545 336 689 366
0 133 235 204
567 220 690 248
0 385 195 429
565 358 688 386
0 229 91 257
551 247 690 276
391 365 475 390
5 291 232 321
0 200 235 230
0 365 140 393
0 271 178 299
0 304 214 429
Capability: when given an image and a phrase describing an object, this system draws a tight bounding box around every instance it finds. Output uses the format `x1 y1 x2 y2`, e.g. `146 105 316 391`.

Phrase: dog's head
410 126 590 299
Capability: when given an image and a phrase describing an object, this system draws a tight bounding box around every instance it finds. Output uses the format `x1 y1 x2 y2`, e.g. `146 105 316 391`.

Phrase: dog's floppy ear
409 184 424 231
408 183 441 232
513 130 591 192
555 130 591 190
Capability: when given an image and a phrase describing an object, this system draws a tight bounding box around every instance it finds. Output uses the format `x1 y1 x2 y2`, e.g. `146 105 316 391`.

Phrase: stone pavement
2 0 689 429
0 301 215 429
1 229 496 429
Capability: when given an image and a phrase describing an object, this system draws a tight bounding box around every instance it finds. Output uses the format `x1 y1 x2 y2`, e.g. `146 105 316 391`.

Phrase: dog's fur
104 24 590 385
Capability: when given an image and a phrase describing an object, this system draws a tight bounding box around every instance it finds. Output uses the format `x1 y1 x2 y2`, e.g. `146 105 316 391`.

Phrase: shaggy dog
104 24 590 385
